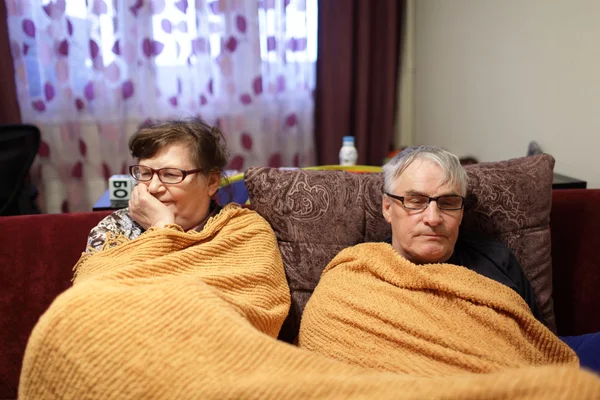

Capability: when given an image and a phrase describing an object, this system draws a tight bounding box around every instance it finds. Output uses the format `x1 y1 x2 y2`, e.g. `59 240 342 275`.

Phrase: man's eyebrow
404 190 427 196
404 190 462 197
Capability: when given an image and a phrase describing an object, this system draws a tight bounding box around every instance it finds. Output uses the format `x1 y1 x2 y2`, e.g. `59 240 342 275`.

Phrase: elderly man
381 145 542 322
298 145 596 376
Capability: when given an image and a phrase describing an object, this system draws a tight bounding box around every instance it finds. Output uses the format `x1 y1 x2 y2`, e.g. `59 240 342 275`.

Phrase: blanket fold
20 219 600 399
298 242 578 375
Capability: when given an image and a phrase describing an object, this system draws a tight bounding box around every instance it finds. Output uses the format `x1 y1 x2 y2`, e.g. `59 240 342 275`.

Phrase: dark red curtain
315 0 404 166
0 1 21 124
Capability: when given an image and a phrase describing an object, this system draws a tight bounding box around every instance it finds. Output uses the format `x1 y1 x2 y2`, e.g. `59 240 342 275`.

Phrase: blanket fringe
72 231 130 281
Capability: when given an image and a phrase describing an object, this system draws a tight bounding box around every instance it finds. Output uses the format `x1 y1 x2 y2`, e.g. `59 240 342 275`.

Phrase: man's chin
411 246 451 264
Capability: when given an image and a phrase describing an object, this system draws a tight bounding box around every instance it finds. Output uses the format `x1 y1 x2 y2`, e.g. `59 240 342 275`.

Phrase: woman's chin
162 202 175 210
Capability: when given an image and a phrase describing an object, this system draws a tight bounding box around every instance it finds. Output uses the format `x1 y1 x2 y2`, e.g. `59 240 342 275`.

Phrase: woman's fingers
128 184 174 229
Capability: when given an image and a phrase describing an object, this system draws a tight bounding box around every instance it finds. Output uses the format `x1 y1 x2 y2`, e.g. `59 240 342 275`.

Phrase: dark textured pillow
244 154 555 342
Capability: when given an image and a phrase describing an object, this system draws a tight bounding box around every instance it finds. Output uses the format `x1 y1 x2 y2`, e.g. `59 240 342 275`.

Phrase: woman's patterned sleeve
85 209 144 253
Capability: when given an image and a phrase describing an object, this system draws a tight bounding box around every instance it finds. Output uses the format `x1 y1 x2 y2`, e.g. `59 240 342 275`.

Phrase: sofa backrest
550 189 600 336
245 154 556 342
0 211 109 398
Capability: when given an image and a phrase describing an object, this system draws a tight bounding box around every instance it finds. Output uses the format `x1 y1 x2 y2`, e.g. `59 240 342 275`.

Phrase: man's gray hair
382 145 468 196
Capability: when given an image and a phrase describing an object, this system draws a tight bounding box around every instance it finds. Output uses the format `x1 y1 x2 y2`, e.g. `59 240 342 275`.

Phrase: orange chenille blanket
299 242 579 375
19 212 600 399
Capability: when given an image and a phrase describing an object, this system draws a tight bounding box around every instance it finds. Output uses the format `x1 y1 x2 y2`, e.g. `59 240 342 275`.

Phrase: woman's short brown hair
129 118 229 176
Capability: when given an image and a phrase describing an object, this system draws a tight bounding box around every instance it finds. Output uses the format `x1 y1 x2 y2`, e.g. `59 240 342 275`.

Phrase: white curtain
6 0 317 212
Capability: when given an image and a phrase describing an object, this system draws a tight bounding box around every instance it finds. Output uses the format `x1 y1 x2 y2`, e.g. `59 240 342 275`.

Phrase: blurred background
0 0 597 214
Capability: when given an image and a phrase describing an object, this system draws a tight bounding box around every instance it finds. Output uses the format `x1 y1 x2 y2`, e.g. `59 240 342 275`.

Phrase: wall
413 0 600 188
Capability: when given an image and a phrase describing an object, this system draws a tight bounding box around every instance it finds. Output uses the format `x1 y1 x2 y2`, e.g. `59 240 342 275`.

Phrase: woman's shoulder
96 208 141 231
220 203 262 221
87 208 144 251
217 204 275 232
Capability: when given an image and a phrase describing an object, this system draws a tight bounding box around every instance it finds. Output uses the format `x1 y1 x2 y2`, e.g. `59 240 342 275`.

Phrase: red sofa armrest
551 189 600 336
0 211 110 399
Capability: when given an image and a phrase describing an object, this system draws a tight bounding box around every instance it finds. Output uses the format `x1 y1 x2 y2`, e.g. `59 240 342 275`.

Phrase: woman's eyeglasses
129 165 201 184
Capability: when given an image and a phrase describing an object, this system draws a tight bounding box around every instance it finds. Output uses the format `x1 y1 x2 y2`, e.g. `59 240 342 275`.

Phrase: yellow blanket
20 215 600 399
299 242 578 375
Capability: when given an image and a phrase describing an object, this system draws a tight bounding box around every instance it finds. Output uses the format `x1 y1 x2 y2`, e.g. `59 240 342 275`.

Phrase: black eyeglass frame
129 165 202 184
384 192 465 211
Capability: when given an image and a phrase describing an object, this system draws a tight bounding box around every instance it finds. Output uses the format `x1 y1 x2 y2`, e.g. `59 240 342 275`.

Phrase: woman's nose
147 173 164 193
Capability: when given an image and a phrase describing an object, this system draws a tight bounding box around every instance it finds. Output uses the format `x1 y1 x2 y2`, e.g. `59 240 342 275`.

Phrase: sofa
1 155 599 399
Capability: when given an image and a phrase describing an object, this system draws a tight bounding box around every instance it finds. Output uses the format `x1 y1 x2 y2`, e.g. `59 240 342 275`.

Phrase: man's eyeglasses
129 165 201 184
384 192 465 211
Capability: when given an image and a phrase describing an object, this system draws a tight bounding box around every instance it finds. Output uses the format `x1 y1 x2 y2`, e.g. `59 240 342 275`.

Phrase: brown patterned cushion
244 154 556 342
461 154 556 331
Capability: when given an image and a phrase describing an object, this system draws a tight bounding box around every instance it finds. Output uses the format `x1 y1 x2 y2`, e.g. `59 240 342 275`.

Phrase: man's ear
382 195 393 224
207 172 221 197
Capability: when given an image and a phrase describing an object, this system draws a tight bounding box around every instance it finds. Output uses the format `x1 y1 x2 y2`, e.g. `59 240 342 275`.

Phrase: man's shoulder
450 230 514 269
455 231 511 254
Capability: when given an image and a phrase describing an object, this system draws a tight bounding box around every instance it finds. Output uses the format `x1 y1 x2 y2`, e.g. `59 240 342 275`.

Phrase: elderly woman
86 119 226 251
19 118 293 399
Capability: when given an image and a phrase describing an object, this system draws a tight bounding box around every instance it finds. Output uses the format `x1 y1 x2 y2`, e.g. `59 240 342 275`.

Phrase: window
60 0 319 67
259 0 318 63
10 0 318 116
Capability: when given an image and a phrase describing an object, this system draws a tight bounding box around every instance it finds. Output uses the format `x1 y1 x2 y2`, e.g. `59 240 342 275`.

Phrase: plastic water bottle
339 136 358 166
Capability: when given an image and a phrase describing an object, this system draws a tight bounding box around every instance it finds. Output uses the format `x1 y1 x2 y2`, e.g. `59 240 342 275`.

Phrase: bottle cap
343 136 355 144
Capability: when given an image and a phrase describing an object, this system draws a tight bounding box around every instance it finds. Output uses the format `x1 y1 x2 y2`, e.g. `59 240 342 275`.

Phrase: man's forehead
392 160 461 194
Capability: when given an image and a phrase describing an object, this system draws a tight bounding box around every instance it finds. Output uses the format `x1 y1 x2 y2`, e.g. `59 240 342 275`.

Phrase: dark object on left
0 124 41 216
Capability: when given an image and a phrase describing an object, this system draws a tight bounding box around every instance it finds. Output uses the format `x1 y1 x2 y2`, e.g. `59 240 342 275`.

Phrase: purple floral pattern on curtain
5 0 316 213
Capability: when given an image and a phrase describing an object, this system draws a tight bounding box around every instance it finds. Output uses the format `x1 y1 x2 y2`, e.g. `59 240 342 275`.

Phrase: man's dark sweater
386 231 544 324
